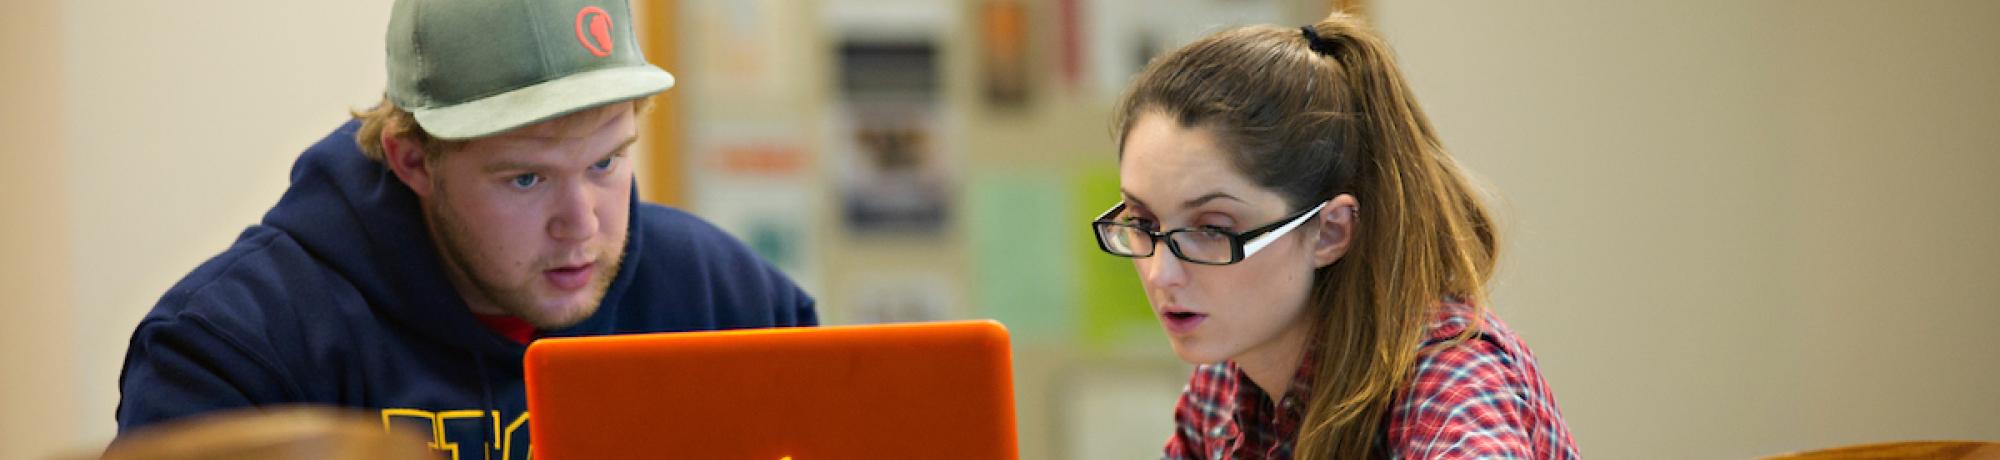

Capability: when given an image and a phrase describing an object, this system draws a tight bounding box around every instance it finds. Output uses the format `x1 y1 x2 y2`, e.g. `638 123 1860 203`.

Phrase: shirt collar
1228 347 1319 423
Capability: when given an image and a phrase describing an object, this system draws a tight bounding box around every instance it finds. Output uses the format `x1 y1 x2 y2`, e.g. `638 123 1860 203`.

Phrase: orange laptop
524 320 1018 460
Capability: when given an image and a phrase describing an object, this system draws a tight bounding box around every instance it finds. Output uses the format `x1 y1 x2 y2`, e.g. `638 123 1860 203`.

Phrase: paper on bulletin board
831 98 954 237
847 270 959 324
1084 0 1284 103
976 0 1031 109
1072 166 1160 352
827 26 957 237
683 0 807 104
968 173 1074 344
686 120 821 295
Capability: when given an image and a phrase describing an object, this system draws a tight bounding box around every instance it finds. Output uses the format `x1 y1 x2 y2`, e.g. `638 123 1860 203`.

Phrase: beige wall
1374 1 2000 458
2 2 79 459
4 2 391 457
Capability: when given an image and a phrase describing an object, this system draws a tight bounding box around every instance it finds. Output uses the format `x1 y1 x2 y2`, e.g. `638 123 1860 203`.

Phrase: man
114 0 816 456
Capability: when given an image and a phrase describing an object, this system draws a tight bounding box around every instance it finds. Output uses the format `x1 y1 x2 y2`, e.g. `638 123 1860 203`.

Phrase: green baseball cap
385 0 674 140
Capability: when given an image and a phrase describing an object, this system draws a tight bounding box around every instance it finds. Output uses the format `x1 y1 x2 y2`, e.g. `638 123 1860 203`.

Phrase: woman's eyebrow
1182 191 1244 209
1121 190 1245 212
1119 189 1151 211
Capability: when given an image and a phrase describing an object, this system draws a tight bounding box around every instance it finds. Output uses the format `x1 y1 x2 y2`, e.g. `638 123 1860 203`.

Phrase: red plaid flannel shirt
1164 301 1579 459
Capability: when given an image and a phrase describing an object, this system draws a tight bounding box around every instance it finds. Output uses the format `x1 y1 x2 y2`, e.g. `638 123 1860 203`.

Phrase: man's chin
506 263 618 330
506 287 606 329
512 301 599 330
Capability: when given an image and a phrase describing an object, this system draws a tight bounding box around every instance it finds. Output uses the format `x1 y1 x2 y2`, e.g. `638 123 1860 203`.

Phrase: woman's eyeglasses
1091 200 1329 265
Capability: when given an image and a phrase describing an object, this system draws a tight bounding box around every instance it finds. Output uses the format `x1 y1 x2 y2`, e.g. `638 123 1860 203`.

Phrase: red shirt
472 313 536 345
1164 301 1579 459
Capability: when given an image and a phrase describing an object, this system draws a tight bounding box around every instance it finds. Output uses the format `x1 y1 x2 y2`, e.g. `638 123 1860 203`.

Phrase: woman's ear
381 130 436 199
1311 194 1360 268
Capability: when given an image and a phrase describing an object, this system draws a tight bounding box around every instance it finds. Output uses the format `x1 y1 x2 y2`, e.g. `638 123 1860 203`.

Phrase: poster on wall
831 37 956 237
686 121 822 294
678 0 824 293
846 270 960 324
1084 0 1284 102
978 0 1032 109
683 0 805 104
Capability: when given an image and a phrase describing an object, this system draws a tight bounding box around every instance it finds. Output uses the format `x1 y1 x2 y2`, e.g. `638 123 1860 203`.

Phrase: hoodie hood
120 120 813 452
261 120 643 355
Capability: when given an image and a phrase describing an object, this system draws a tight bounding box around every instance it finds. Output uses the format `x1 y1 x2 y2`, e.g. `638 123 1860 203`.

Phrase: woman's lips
1160 309 1208 334
544 262 595 290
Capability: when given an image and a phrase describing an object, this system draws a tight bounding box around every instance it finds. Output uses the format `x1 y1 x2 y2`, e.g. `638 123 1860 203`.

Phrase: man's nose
547 180 599 241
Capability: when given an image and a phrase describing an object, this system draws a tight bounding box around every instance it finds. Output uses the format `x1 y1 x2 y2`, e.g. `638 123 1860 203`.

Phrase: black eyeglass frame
1090 200 1329 265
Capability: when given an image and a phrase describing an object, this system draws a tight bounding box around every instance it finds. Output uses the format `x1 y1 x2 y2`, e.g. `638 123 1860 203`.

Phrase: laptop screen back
525 320 1019 459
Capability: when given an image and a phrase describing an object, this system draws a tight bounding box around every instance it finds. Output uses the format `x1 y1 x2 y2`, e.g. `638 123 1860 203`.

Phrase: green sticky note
969 173 1075 343
1071 167 1160 351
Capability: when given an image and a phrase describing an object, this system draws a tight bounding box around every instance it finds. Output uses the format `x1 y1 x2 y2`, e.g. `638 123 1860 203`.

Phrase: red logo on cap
575 6 613 57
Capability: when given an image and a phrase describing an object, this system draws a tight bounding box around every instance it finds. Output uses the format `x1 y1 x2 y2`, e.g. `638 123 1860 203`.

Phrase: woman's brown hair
1114 11 1499 459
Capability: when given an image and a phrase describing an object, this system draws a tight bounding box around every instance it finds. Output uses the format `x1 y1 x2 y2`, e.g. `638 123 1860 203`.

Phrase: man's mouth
544 262 596 290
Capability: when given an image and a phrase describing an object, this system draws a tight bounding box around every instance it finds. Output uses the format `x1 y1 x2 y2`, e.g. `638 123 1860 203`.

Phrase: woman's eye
510 174 542 189
1120 216 1156 230
1196 215 1237 231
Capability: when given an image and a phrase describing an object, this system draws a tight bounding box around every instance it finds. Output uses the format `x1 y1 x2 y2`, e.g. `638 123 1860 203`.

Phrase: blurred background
3 0 1996 458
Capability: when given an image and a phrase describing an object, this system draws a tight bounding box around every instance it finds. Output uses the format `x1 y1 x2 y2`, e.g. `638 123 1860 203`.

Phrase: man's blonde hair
350 95 651 162
351 96 463 163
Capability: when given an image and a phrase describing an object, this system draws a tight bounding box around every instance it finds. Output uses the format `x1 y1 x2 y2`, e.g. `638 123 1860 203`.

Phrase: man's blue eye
510 174 541 189
590 157 614 171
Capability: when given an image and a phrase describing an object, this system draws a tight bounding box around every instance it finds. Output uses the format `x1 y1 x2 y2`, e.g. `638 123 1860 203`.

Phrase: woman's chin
1167 337 1230 365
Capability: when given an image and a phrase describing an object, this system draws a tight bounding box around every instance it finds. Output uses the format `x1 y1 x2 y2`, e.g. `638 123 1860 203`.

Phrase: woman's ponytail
1295 12 1500 459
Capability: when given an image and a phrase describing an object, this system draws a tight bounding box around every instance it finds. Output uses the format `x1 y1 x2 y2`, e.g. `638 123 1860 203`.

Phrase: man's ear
1311 194 1361 269
381 130 435 198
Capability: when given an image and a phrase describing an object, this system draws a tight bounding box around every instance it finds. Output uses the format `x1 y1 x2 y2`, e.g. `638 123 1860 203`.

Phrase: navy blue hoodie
116 120 816 457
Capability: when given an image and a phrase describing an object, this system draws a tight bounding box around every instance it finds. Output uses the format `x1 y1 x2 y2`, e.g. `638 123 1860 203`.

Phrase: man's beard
427 189 625 330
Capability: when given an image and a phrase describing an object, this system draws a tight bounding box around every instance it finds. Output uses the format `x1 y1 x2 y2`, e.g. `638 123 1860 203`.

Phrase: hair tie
1299 25 1335 56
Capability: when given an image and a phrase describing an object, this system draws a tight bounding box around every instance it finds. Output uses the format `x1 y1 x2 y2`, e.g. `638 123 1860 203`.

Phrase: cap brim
412 65 674 141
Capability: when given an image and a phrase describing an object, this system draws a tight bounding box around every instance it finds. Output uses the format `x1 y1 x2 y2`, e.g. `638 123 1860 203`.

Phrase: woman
1092 11 1579 459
